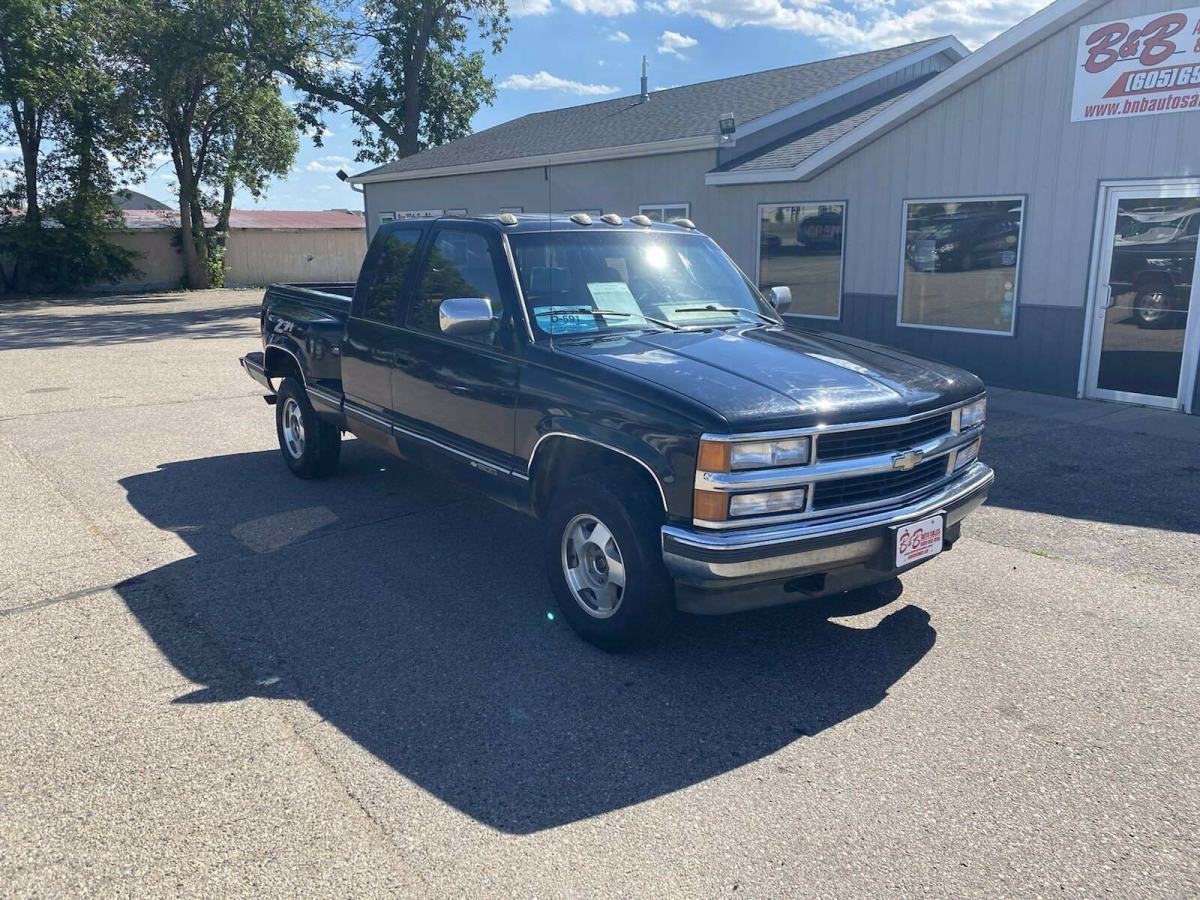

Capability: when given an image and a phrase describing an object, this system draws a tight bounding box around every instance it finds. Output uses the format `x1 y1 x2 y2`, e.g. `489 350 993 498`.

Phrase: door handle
448 385 470 396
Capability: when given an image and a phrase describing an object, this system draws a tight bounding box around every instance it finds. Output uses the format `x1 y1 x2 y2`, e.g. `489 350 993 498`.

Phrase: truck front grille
815 413 953 461
811 458 947 511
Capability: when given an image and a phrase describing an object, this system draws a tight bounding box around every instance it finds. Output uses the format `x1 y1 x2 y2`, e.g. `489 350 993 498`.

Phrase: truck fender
526 423 673 515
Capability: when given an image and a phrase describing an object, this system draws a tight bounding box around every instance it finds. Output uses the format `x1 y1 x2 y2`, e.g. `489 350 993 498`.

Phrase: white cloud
304 155 351 173
499 70 620 96
657 30 698 57
654 0 1041 51
562 0 637 13
509 0 553 15
608 29 631 42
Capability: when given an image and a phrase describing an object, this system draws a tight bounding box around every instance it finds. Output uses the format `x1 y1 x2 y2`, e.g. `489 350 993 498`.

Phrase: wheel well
1132 272 1175 294
264 346 303 383
530 437 666 519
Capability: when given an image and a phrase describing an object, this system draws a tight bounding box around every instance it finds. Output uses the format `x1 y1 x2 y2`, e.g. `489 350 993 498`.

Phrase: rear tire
544 473 675 652
275 377 341 479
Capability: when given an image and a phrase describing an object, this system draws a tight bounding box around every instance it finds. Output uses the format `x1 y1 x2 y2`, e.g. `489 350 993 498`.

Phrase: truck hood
554 324 984 431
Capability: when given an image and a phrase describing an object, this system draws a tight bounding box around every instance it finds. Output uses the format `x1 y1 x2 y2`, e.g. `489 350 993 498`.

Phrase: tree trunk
172 126 209 290
215 174 235 247
397 5 437 158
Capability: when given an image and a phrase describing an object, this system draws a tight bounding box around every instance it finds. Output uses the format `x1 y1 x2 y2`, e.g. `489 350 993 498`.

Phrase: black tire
544 472 675 652
1133 287 1175 329
275 377 341 479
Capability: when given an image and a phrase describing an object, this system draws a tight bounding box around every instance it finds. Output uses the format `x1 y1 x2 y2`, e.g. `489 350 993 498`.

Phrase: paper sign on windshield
533 306 599 334
586 281 642 317
1072 7 1200 122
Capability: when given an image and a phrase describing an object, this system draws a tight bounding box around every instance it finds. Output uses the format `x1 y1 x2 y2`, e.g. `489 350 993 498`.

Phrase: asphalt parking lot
2 289 1198 897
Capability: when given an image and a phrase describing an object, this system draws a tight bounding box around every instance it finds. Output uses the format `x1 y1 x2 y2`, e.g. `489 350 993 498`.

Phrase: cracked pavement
1 289 1197 897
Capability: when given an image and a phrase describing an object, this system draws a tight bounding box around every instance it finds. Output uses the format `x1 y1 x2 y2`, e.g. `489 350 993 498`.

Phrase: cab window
359 228 422 323
408 229 505 344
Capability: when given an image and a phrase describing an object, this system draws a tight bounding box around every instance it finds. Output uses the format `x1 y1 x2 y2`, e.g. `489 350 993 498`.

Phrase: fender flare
263 338 308 385
527 427 672 514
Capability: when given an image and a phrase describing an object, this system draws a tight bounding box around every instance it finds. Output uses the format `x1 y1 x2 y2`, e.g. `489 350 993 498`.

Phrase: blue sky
114 0 1044 211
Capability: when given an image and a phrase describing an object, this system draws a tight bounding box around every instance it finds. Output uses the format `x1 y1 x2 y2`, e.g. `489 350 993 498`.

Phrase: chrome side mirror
439 297 494 336
767 285 792 314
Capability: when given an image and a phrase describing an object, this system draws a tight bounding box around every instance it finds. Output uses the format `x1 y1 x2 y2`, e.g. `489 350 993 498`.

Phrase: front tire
1133 287 1175 328
275 377 341 479
544 474 675 652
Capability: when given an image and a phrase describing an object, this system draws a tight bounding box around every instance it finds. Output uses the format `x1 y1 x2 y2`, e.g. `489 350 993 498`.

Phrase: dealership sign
1072 7 1200 121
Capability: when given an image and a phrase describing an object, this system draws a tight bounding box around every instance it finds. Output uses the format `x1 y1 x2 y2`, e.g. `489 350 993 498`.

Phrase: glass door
1085 183 1200 411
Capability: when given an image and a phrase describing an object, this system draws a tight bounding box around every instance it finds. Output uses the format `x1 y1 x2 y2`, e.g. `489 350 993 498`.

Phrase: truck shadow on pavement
116 442 936 834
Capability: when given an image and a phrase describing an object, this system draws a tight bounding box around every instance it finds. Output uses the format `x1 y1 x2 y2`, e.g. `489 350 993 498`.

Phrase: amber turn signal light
697 439 730 473
692 489 729 522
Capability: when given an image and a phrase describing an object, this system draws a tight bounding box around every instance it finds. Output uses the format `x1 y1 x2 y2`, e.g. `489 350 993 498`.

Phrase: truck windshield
507 230 779 336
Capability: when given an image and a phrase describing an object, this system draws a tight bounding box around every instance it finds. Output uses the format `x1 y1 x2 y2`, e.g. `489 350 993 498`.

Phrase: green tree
115 0 299 289
0 0 139 293
235 0 509 163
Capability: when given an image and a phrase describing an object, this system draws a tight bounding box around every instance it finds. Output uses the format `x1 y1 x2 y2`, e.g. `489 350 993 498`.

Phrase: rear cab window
355 227 424 324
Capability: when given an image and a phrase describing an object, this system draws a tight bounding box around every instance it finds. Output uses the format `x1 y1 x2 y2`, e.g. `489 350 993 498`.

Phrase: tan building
110 208 368 290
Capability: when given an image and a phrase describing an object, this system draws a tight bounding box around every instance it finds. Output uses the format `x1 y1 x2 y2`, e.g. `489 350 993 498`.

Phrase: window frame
896 194 1026 337
754 200 847 322
403 222 515 349
638 202 691 224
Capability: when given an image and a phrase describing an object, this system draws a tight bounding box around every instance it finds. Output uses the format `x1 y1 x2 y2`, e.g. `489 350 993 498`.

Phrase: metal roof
354 39 948 182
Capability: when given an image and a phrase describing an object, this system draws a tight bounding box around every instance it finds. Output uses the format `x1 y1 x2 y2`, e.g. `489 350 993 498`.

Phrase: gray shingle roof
357 39 942 179
713 76 935 174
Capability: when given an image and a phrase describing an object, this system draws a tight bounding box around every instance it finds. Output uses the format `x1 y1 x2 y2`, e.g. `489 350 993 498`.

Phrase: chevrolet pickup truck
240 213 993 650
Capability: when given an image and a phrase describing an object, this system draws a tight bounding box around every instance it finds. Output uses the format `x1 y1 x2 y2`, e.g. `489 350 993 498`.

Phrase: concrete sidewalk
988 387 1200 444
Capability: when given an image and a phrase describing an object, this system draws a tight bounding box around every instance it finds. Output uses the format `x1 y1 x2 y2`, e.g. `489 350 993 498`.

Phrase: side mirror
439 297 494 336
767 285 792 314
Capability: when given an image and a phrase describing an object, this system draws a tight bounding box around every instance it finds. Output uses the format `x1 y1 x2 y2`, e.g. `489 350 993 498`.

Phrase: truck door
342 226 425 429
390 223 522 478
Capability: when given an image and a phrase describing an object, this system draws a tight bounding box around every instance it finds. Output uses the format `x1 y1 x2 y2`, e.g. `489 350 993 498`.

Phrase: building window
446 208 468 217
378 213 396 226
899 197 1023 334
499 206 523 214
757 202 845 320
565 208 603 216
639 203 690 224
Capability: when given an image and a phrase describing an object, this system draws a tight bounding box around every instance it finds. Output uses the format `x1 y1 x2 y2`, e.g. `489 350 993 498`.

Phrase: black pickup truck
241 213 993 650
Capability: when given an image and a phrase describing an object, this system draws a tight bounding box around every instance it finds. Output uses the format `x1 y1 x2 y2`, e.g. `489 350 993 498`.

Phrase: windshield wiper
533 307 681 331
670 304 779 325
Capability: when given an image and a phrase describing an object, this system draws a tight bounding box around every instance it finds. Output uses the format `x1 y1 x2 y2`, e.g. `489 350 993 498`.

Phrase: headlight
958 398 987 431
698 436 811 472
729 487 808 517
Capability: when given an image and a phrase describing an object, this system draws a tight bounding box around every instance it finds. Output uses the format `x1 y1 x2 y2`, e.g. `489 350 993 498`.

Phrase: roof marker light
600 213 623 225
630 214 653 226
570 213 593 226
497 212 518 225
671 218 696 229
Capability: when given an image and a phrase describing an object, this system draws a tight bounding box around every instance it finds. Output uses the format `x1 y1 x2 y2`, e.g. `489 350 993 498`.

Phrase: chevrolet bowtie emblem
892 449 925 471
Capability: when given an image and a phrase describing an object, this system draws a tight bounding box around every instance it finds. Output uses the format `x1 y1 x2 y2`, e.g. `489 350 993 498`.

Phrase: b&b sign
1072 6 1200 122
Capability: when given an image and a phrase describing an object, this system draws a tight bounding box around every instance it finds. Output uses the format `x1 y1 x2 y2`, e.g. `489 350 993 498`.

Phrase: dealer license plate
895 515 944 568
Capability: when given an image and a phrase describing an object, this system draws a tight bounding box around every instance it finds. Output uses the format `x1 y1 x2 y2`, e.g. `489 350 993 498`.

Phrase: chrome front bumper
661 462 993 593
